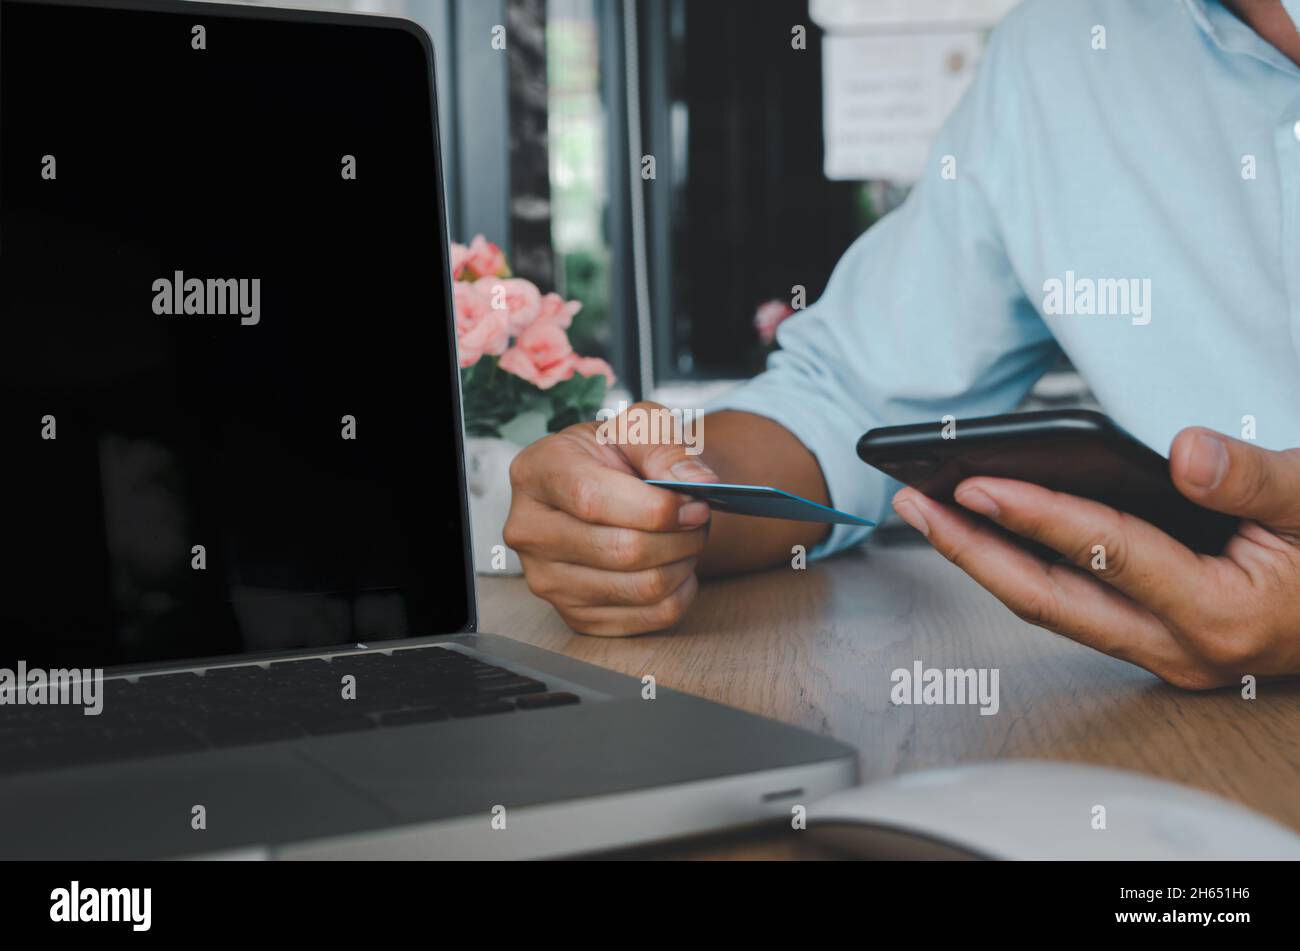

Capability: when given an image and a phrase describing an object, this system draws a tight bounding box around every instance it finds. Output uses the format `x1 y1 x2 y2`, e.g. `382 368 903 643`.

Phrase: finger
1170 428 1300 537
892 488 1204 678
599 401 718 484
521 554 698 609
951 477 1209 626
507 496 709 570
553 573 701 637
515 447 710 531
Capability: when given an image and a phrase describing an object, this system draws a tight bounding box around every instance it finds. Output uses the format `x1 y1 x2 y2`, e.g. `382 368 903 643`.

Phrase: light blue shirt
711 0 1300 558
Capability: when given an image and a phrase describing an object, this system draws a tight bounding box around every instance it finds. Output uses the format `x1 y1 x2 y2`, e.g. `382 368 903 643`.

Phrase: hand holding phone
858 413 1300 690
856 410 1238 554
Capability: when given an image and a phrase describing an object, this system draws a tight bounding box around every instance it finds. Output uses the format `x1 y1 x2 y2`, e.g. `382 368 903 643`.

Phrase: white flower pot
465 436 524 576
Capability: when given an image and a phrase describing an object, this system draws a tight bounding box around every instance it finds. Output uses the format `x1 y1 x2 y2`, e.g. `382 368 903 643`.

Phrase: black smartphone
856 410 1238 555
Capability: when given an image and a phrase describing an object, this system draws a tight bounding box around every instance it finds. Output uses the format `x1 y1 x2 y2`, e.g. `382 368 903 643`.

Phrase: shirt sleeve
707 13 1061 559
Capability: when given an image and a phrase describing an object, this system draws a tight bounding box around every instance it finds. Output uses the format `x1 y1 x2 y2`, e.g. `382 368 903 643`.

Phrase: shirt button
1293 120 1300 142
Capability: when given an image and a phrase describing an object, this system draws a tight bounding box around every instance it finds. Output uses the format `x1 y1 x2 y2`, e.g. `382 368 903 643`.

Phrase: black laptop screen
0 0 473 668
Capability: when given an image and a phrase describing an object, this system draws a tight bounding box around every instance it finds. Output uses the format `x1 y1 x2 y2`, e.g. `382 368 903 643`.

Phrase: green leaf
465 422 503 439
547 406 584 433
460 357 610 439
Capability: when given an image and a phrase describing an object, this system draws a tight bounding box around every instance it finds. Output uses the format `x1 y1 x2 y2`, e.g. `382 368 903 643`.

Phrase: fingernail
671 460 718 483
1186 432 1229 490
892 498 930 537
956 486 999 519
678 501 710 527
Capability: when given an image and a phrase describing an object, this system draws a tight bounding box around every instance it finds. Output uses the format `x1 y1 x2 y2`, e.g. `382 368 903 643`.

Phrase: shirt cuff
706 381 888 560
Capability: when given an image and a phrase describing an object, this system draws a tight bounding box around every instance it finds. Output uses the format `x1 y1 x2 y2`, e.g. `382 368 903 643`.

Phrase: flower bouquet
453 235 614 448
451 236 614 574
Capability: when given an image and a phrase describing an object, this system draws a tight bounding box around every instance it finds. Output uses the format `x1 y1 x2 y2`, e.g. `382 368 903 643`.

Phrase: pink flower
476 276 542 334
454 281 509 368
499 350 577 390
450 242 470 281
754 299 796 346
499 320 577 390
572 356 615 386
535 292 583 330
464 235 509 280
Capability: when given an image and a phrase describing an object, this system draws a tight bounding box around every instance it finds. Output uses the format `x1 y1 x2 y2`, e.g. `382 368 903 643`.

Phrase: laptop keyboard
0 646 579 775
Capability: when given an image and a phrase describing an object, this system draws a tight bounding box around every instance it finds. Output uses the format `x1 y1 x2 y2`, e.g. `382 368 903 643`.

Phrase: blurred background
215 0 1090 410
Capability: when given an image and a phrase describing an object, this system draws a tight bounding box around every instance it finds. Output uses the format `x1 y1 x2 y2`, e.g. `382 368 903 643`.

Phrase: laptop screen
0 0 474 669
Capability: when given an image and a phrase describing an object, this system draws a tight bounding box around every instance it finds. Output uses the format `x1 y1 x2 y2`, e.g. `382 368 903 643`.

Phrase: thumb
601 401 719 483
1170 427 1300 533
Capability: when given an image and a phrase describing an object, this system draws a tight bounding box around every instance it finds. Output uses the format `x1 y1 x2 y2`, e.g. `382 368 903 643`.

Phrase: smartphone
856 410 1238 555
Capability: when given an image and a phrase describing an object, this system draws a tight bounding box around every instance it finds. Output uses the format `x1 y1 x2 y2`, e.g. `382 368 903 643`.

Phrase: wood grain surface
478 533 1300 859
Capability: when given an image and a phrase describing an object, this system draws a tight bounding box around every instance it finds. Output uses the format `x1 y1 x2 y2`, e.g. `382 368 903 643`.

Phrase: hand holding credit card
644 481 876 527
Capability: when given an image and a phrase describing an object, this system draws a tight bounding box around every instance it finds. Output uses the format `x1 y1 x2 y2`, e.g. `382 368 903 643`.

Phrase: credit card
645 481 876 527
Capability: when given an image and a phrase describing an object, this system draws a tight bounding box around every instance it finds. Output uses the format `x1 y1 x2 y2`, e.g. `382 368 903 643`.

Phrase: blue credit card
644 481 876 527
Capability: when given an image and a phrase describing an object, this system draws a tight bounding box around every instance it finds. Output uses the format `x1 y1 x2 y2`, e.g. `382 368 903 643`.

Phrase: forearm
696 410 831 577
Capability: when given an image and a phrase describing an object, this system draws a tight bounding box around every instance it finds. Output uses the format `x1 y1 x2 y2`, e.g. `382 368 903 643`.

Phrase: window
644 0 879 382
546 0 613 363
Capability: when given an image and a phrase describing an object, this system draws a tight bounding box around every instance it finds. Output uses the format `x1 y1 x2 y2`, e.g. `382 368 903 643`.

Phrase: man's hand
506 404 832 636
504 402 719 636
890 427 1300 689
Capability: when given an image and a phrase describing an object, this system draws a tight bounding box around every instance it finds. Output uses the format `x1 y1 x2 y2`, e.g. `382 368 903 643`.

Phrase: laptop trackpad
0 746 394 860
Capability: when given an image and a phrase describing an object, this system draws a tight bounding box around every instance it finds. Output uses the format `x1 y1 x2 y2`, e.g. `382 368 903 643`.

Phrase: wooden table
477 531 1300 859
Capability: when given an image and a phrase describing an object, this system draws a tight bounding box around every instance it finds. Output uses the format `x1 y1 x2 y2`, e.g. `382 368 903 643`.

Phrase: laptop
0 0 855 859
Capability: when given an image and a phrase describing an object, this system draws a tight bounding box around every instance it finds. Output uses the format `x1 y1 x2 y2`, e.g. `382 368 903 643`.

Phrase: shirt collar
1180 0 1300 75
